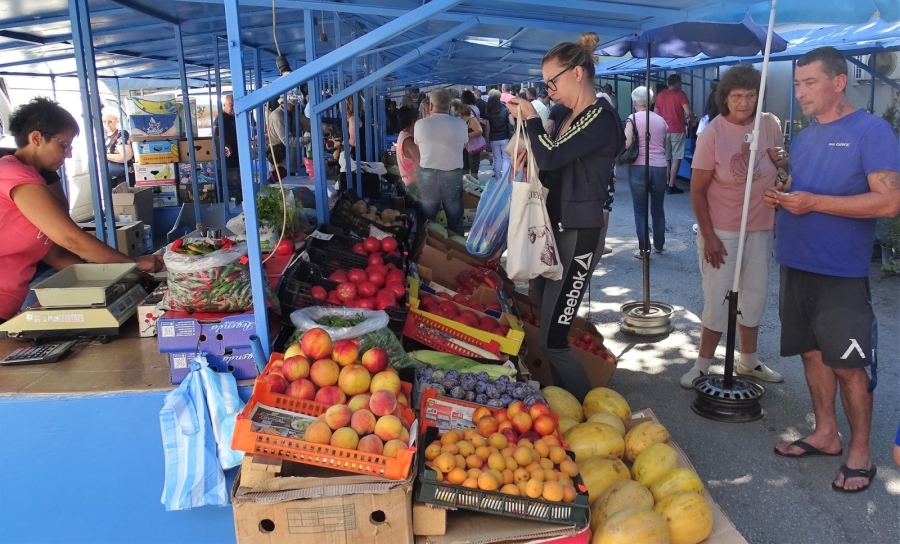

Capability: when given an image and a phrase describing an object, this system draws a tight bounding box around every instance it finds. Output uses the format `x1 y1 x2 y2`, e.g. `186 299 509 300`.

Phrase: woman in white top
623 86 669 255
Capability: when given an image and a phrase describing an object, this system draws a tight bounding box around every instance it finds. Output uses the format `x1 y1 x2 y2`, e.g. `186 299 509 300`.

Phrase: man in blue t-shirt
764 47 900 494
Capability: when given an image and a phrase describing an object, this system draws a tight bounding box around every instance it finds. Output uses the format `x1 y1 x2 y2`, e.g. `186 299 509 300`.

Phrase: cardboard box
626 409 748 544
128 96 179 115
415 244 512 296
80 221 144 258
134 163 177 185
178 138 215 162
232 462 414 544
513 292 616 389
142 225 154 253
153 193 179 207
168 347 258 384
133 139 179 164
136 284 166 337
412 503 447 537
111 185 154 224
157 311 256 354
179 183 216 203
178 161 216 185
130 113 180 138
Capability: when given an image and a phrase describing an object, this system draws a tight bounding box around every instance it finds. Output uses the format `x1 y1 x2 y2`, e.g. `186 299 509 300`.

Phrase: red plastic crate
402 311 503 360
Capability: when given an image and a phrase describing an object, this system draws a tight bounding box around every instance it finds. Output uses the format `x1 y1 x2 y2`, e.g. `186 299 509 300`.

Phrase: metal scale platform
0 264 147 342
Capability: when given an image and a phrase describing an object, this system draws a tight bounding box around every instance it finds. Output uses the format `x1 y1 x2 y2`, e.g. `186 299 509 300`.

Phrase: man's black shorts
779 266 875 369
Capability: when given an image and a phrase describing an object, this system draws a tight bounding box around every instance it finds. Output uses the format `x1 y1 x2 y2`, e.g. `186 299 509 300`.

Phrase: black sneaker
666 185 684 194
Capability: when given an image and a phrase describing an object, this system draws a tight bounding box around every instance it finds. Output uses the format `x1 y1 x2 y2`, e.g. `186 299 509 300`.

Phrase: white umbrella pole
723 0 778 387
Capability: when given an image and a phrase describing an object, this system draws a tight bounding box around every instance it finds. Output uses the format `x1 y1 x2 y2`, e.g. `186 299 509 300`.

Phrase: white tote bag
505 115 563 281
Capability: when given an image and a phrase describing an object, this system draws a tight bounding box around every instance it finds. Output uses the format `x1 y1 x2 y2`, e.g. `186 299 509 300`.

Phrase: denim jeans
416 167 465 234
628 164 667 251
490 139 510 181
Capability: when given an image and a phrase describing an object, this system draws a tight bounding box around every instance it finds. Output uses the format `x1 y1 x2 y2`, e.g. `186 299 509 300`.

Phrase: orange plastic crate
232 397 416 480
402 311 503 360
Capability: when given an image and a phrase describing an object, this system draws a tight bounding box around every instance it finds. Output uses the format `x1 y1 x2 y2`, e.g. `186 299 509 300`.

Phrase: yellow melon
564 423 625 461
654 492 713 544
557 416 580 435
650 468 704 502
583 387 631 420
593 508 670 544
624 421 670 462
588 411 626 436
590 480 655 534
543 386 584 422
579 455 631 504
632 443 679 488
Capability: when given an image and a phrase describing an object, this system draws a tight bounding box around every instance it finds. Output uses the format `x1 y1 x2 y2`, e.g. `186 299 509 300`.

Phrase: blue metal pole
294 94 302 177
305 9 328 224
224 0 269 360
334 16 352 193
255 49 266 187
353 89 362 194
283 91 291 175
174 24 202 223
213 36 230 208
50 76 68 199
114 77 131 189
206 67 219 202
69 0 115 247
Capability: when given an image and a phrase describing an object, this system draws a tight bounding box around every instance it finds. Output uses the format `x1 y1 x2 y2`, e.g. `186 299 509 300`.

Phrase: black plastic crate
307 244 407 275
414 427 590 527
330 191 413 244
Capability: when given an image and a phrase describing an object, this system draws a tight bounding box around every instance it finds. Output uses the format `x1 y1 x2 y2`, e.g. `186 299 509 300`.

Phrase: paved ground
563 166 900 544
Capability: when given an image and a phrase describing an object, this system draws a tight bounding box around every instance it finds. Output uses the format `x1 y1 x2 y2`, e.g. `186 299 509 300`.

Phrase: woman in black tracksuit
508 32 624 402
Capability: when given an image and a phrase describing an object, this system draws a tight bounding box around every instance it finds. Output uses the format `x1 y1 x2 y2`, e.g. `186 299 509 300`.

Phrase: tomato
336 282 357 301
347 268 368 284
380 236 398 253
367 253 384 267
275 239 294 256
328 269 349 283
310 286 328 300
385 282 406 300
368 270 386 288
580 332 593 344
351 243 367 256
357 298 376 310
357 281 378 298
362 236 381 254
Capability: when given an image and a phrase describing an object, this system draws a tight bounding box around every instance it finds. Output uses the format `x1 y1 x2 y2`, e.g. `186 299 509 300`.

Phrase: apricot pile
423 428 580 503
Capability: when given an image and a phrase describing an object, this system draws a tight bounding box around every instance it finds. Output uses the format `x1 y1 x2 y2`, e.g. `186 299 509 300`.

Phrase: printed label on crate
423 396 477 432
247 402 317 440
171 353 189 369
159 320 195 338
309 230 334 241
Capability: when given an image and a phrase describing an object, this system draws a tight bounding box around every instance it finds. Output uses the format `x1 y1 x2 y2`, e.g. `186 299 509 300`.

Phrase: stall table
0 320 252 544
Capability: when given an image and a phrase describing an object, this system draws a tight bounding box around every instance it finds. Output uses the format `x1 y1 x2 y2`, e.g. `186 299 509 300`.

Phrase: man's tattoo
836 102 845 117
875 170 900 190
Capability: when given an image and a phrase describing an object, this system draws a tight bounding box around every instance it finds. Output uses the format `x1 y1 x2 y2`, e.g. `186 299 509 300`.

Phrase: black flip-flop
831 464 876 494
774 439 842 458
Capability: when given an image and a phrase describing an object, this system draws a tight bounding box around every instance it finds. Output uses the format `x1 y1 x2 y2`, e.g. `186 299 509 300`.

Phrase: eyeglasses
728 91 758 104
546 65 575 92
51 135 74 151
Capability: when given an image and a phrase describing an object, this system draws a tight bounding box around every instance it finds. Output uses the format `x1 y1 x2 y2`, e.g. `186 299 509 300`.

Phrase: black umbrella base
692 374 766 423
620 301 674 338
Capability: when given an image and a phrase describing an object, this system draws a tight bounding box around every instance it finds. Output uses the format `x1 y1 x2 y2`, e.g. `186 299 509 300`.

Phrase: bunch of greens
256 186 301 235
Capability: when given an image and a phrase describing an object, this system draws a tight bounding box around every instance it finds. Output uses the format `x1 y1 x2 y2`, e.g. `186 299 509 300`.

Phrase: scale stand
692 290 765 422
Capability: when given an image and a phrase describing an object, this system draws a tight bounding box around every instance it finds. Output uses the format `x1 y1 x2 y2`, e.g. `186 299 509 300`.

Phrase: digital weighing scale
0 263 148 341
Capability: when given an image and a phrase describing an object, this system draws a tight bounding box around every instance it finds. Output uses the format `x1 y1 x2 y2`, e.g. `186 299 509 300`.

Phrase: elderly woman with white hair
623 86 669 257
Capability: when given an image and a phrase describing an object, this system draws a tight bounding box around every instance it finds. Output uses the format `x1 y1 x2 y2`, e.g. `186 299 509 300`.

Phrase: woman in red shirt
0 97 162 321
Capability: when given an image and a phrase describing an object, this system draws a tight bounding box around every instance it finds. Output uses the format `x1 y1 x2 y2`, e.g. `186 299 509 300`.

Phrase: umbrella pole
642 50 652 314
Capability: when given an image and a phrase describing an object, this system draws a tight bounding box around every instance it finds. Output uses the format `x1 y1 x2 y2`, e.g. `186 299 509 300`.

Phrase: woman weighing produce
507 32 624 402
0 97 163 322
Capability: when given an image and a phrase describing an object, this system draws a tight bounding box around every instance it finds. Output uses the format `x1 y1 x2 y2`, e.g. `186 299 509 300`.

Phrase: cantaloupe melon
654 491 713 544
579 455 631 504
593 508 671 544
583 387 631 420
624 421 670 462
564 423 625 461
632 442 679 488
590 480 655 534
649 468 704 502
543 386 584 422
588 411 626 436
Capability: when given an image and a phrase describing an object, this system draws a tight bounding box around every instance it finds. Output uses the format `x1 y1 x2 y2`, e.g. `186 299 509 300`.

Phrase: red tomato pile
418 292 510 336
311 258 406 311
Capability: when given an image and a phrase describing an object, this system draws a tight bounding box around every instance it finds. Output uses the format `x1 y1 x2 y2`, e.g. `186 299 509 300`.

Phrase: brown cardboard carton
412 503 447 536
111 185 154 224
178 137 215 161
626 409 748 544
416 510 586 544
79 221 145 258
232 462 414 544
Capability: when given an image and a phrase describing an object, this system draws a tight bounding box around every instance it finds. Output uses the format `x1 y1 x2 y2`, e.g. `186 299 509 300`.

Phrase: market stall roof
597 19 900 76
0 1 895 88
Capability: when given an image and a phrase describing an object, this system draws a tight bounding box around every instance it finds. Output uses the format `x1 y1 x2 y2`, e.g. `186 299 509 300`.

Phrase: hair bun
578 32 600 54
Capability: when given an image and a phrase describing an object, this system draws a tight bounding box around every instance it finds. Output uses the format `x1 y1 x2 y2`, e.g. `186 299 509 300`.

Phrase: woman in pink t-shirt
679 66 790 388
624 86 669 256
396 106 420 201
0 97 162 321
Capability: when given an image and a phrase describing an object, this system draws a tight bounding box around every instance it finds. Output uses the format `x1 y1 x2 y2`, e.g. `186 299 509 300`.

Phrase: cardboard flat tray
31 263 137 308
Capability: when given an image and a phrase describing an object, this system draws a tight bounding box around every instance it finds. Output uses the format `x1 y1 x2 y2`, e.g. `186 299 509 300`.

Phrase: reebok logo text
558 252 593 325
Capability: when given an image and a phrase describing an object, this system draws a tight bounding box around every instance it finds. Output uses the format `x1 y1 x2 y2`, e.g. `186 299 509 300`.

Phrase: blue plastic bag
159 354 245 511
466 168 514 257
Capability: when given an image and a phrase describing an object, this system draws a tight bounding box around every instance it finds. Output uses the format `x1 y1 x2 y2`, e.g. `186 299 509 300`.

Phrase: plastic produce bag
357 327 416 369
466 168 513 258
160 354 245 511
163 237 278 313
289 307 389 341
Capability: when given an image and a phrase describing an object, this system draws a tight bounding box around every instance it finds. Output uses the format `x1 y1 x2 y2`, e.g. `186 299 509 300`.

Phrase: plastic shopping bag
159 358 227 511
289 307 390 341
505 121 563 281
196 354 245 470
466 170 512 257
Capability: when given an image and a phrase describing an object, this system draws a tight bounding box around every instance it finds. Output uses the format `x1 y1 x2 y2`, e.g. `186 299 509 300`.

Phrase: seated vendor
0 97 163 322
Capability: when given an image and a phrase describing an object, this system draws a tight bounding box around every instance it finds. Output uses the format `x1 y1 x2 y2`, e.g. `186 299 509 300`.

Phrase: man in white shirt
526 87 549 131
414 88 469 234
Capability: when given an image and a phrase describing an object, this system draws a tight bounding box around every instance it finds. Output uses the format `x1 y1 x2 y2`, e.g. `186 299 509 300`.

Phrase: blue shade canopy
597 15 788 59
